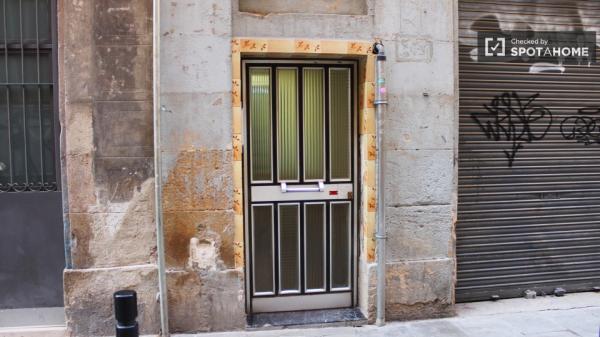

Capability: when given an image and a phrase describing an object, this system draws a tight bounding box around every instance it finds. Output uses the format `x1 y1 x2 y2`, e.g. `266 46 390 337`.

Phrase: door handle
281 181 325 193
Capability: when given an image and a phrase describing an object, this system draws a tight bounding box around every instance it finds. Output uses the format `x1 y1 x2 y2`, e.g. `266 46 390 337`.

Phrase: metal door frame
242 59 359 313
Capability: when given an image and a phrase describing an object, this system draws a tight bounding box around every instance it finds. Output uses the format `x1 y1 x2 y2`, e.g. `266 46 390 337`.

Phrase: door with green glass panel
243 60 357 313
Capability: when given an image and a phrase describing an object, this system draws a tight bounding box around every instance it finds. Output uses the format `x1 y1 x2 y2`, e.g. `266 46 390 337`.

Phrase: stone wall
376 0 457 320
233 0 375 40
238 0 368 15
160 0 246 333
233 0 458 321
59 0 458 334
59 0 159 335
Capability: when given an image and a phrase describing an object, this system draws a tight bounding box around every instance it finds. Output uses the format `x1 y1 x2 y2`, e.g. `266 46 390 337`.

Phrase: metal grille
457 0 600 302
0 0 57 192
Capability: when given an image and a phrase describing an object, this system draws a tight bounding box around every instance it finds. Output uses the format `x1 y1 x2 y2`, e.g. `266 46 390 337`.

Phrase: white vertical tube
153 0 169 335
373 41 388 327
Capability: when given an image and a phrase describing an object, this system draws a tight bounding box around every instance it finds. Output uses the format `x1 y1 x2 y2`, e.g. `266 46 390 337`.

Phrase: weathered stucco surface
60 0 158 335
233 0 375 40
238 0 368 15
63 265 160 336
59 0 458 334
166 269 245 332
159 0 245 332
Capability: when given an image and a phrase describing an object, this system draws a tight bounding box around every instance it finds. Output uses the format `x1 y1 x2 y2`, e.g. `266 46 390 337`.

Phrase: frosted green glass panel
253 205 274 294
279 204 300 292
329 68 351 180
305 203 325 291
277 68 299 181
249 68 272 182
303 68 325 181
331 202 350 289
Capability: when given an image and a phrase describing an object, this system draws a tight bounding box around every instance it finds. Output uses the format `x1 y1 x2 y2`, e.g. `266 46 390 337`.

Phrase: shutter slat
457 0 600 302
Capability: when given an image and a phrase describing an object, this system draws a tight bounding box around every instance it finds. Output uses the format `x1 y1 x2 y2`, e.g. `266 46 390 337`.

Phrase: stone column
374 0 458 320
60 0 159 335
159 0 245 332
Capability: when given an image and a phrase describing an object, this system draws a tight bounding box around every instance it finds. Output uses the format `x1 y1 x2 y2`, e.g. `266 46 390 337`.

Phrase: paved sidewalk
175 292 600 337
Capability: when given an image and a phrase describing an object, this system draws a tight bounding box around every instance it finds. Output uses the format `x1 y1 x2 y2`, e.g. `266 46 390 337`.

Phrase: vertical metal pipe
52 0 72 268
373 41 387 327
152 0 169 335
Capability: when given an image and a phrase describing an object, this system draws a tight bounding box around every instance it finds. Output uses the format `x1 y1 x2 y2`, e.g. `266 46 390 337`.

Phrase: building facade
0 0 599 336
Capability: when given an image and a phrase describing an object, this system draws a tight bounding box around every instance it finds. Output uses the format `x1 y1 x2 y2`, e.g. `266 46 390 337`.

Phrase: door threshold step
246 307 367 330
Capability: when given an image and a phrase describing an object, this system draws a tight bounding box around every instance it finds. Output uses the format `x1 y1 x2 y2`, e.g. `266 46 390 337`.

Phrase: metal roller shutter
457 0 600 302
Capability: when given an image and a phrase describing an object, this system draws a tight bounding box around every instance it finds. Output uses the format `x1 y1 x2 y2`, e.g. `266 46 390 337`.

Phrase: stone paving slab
174 293 600 337
0 325 66 337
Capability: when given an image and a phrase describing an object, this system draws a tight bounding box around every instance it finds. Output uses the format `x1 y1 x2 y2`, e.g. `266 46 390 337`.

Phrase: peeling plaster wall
159 0 245 333
59 0 159 335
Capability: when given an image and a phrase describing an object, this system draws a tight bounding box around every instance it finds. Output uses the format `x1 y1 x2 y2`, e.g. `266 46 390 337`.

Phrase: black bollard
114 290 139 337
